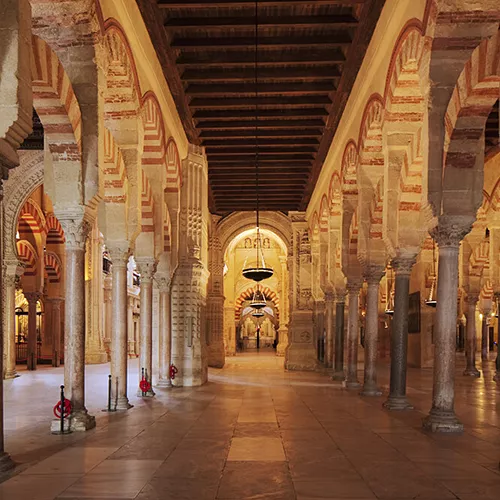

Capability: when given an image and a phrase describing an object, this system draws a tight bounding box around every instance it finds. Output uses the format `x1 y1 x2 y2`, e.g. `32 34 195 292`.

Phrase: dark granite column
344 281 362 389
332 291 346 380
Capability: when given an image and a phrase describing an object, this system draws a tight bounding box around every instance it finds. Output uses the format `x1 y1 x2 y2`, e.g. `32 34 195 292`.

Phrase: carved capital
465 293 479 305
364 265 385 285
24 291 42 304
335 288 347 303
107 242 130 268
324 291 335 303
136 259 157 283
346 280 362 294
59 218 92 251
432 215 474 249
391 257 416 277
155 273 171 292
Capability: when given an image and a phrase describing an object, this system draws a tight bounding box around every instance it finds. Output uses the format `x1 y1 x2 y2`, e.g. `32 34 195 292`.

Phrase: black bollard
107 374 112 411
60 385 65 434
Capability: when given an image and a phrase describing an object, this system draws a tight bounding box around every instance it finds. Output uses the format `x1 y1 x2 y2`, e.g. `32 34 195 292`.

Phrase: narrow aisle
0 352 499 499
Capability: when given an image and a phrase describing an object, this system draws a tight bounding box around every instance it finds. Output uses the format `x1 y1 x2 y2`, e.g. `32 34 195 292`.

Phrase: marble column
3 269 20 378
103 275 112 359
24 291 41 371
463 294 480 377
423 219 471 433
109 245 132 410
49 297 63 367
58 217 95 431
324 292 335 368
361 268 384 396
481 312 489 360
136 259 156 397
383 257 415 410
495 294 500 382
156 275 172 387
277 255 289 357
332 291 346 380
344 281 362 389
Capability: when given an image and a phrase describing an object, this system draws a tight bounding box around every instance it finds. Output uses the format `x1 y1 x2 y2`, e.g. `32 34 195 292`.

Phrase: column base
422 408 463 433
136 389 155 398
115 397 133 411
343 379 361 390
0 452 15 473
156 379 172 388
463 367 481 377
4 370 19 379
285 343 317 371
331 370 345 381
383 395 414 411
360 385 382 397
70 410 96 432
85 351 108 364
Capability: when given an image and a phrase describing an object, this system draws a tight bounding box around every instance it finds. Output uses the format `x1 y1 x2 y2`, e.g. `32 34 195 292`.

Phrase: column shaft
423 244 463 432
25 293 40 371
110 252 132 410
384 259 414 410
332 299 345 380
361 277 382 396
156 280 172 387
464 297 480 377
481 316 489 360
4 275 18 378
51 299 62 367
345 284 361 389
324 295 334 368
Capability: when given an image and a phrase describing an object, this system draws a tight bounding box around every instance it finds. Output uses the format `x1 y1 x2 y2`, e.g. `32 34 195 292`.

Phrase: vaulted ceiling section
137 0 386 214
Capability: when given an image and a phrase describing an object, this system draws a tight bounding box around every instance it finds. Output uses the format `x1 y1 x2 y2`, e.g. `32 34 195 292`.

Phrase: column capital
107 242 130 268
346 280 362 294
59 217 92 251
135 258 157 283
335 288 347 303
364 265 385 285
46 296 64 309
324 291 335 303
155 273 171 292
24 291 42 304
465 292 479 305
391 256 416 277
431 215 474 249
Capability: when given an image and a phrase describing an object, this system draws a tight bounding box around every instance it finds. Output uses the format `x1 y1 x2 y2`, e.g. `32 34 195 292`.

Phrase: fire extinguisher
169 364 178 380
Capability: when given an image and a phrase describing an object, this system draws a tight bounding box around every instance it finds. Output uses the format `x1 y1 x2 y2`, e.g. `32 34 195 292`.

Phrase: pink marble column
136 259 156 397
58 218 95 431
481 312 489 361
361 267 384 397
109 245 132 410
3 272 19 378
344 280 362 389
24 291 41 371
423 218 472 433
324 292 335 368
332 290 347 381
50 298 63 367
463 294 480 377
156 275 172 388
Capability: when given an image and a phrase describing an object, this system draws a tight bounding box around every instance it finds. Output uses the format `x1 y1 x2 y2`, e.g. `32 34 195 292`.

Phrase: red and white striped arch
166 139 182 193
45 213 65 245
235 285 280 322
369 180 384 240
319 195 329 235
470 239 490 278
44 252 62 283
18 198 46 239
341 141 359 199
17 240 38 276
358 96 385 177
141 170 154 233
163 207 171 253
31 35 82 158
103 127 127 203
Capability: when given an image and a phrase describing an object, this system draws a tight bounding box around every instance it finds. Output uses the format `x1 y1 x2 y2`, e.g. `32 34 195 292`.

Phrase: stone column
277 255 289 357
103 275 112 359
361 267 384 396
108 244 132 410
423 218 472 433
344 280 362 389
57 217 95 431
24 291 41 371
324 292 335 368
3 266 21 378
383 257 415 410
463 294 480 377
156 275 172 387
127 295 135 357
332 290 346 380
48 297 63 367
481 312 489 360
136 258 156 396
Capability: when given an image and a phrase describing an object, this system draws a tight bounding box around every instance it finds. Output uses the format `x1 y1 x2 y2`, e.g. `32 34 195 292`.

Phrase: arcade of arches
0 0 499 498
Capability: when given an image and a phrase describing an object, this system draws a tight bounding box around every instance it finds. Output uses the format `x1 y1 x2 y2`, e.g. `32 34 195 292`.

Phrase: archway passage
223 226 289 359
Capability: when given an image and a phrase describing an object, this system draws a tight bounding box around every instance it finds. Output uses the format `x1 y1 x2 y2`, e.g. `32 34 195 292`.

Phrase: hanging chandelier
252 309 265 318
425 239 437 307
250 285 267 310
242 0 273 283
385 265 394 316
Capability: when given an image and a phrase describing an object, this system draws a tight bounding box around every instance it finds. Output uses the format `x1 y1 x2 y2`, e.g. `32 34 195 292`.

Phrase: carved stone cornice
432 215 475 249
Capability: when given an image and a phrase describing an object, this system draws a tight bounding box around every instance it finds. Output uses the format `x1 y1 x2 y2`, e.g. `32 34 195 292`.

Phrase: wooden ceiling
137 0 386 214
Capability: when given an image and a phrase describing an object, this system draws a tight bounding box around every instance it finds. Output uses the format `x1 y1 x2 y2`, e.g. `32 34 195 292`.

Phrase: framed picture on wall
408 291 421 334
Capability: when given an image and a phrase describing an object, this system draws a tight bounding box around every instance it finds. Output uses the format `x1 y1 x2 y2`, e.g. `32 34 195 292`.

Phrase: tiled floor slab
227 437 286 461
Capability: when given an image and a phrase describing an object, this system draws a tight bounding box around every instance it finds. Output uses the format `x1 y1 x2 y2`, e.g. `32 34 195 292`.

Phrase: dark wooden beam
209 162 312 169
182 66 341 82
198 119 325 129
203 137 320 147
190 96 332 108
200 129 322 138
172 34 352 50
206 146 317 155
194 108 328 120
210 174 308 181
208 153 315 162
165 15 359 30
177 49 345 66
159 1 365 7
186 82 335 96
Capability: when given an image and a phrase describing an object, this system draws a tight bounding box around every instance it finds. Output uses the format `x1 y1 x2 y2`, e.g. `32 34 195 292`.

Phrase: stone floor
0 351 499 499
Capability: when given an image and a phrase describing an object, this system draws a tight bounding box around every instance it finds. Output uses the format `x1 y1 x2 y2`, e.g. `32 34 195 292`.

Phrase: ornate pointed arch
18 198 46 239
45 213 65 245
17 240 38 276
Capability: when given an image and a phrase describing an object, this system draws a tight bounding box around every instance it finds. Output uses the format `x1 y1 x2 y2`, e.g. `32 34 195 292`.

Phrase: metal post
60 385 65 434
107 374 112 411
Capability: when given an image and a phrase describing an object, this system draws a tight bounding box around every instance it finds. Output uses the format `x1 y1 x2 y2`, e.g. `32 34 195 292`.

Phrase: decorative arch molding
218 211 292 255
3 151 45 261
